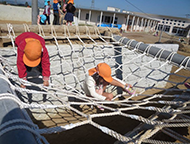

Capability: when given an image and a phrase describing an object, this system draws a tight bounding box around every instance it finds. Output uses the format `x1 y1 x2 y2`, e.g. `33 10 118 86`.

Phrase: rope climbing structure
0 23 190 144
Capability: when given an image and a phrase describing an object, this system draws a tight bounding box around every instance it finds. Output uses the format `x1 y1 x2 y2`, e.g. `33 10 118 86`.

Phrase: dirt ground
122 31 190 55
1 21 190 143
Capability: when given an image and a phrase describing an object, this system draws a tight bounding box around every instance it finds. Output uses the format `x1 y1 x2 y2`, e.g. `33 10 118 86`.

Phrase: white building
157 15 190 37
75 6 190 38
107 6 120 12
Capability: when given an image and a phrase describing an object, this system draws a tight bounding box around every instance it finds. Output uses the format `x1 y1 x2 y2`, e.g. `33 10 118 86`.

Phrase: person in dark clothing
53 0 61 25
64 2 76 26
43 0 51 25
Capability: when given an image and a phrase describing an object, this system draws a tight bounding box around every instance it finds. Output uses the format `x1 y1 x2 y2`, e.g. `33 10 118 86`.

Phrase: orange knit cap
88 63 113 83
68 0 74 4
23 38 42 67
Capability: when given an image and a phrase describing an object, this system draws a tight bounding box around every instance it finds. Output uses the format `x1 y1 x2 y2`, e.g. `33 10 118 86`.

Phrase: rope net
0 23 190 144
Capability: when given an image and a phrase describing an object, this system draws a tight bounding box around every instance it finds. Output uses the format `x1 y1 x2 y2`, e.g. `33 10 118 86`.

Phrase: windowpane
86 13 89 20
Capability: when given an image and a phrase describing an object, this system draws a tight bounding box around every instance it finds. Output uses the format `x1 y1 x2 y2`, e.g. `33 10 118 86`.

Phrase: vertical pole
176 28 179 35
156 22 159 31
140 18 143 31
78 9 81 21
143 19 147 31
149 20 152 31
112 13 115 28
158 23 165 43
99 11 103 27
89 10 91 23
32 0 38 25
130 16 135 32
152 21 156 31
187 29 190 38
135 17 139 32
125 15 129 31
147 19 150 30
169 25 173 34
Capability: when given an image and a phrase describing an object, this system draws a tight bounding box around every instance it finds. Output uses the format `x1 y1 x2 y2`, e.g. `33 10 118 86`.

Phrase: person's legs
47 15 50 25
53 14 56 25
60 12 65 25
53 13 59 25
68 21 72 26
56 13 60 25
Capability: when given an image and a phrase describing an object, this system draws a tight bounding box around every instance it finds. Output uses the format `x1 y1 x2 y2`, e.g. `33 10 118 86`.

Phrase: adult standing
53 0 61 25
43 0 51 25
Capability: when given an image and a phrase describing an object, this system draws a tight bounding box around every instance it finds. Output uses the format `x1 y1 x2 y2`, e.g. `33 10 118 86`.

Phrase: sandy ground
1 21 190 143
122 31 190 55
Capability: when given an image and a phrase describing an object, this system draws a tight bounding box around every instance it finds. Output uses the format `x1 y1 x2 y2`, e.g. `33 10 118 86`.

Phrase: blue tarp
98 23 122 29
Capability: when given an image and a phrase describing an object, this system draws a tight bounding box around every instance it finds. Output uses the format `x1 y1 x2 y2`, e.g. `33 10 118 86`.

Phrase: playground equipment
0 24 190 144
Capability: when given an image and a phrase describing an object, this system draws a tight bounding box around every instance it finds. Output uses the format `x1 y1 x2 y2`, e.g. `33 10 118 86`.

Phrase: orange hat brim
88 67 97 76
100 74 113 83
88 67 113 83
23 53 41 67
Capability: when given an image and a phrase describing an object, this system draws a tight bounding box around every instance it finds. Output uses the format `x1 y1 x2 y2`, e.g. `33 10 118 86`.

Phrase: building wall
157 17 190 37
133 12 190 37
0 4 54 24
0 5 31 22
77 9 128 26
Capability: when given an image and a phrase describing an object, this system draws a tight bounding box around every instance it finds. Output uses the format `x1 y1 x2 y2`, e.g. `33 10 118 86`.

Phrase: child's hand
43 80 49 86
125 84 132 88
20 84 26 88
123 84 135 95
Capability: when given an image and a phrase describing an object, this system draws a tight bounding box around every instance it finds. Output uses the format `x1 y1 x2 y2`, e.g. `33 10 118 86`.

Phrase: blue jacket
53 3 59 13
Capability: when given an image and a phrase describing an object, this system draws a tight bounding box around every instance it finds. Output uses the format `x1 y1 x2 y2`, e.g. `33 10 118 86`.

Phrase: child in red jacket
15 32 50 88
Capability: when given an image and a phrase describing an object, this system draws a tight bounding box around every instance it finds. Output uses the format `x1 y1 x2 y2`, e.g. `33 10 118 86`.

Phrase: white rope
23 23 30 32
6 23 17 54
0 25 190 144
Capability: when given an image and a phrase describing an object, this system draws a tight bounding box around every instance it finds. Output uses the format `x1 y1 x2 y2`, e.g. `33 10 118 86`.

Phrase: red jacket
15 32 50 80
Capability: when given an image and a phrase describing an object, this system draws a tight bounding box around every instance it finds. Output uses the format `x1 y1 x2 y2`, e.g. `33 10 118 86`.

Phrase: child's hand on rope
43 80 49 87
123 84 135 96
20 84 26 88
20 77 27 88
125 84 132 88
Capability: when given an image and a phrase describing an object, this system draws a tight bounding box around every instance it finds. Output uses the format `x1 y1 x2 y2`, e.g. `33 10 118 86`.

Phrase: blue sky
74 0 190 18
4 0 190 18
